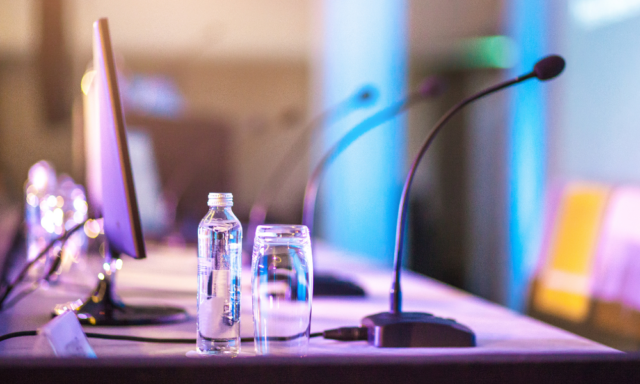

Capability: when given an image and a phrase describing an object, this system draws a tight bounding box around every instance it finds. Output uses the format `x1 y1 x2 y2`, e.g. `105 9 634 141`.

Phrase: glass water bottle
197 193 242 355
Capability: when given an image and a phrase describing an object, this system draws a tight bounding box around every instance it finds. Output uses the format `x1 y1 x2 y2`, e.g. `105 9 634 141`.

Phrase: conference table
0 242 638 383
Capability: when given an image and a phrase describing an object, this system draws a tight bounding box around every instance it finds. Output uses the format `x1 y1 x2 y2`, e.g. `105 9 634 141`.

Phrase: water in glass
252 225 313 356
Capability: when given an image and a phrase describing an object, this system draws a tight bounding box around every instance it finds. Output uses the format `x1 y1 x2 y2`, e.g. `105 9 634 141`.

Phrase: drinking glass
251 225 313 356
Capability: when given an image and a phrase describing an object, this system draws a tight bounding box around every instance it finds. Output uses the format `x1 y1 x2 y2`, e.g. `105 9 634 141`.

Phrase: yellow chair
531 182 610 322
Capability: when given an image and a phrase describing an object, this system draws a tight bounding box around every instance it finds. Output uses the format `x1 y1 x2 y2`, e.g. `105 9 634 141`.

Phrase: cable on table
0 328 364 344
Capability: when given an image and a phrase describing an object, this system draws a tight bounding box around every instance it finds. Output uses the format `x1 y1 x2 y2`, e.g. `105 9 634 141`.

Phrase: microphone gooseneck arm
247 87 376 247
247 109 333 246
390 71 537 314
302 91 429 237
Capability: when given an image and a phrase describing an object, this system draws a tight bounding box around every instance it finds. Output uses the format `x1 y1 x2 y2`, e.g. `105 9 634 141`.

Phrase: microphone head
533 55 566 81
418 76 446 98
355 85 378 106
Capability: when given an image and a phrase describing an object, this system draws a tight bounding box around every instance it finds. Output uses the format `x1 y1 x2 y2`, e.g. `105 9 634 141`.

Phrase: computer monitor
0 205 22 290
72 18 187 325
93 19 145 261
83 60 171 238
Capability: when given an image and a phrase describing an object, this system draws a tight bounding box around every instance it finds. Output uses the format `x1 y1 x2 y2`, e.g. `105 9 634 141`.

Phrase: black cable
86 332 325 344
85 333 196 344
2 243 67 311
0 220 89 310
0 284 39 311
0 328 359 344
0 330 37 342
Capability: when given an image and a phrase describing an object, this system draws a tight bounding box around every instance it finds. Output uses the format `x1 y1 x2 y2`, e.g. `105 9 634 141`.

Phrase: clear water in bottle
197 193 242 355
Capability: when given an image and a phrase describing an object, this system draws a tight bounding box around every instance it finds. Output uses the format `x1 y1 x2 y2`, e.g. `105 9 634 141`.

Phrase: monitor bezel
94 18 146 259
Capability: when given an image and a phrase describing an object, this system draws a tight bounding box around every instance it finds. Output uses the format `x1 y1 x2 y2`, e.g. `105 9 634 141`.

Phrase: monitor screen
93 18 146 259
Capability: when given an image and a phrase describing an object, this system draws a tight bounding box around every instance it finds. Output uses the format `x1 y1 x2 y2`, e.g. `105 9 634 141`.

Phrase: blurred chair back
126 113 232 240
591 187 640 340
531 182 610 322
530 182 640 349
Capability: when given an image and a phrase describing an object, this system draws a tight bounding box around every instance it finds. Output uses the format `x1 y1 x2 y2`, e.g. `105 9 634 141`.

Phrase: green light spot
462 35 519 69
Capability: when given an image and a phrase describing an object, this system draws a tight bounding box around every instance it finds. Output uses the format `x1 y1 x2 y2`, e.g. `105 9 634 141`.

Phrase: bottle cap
207 193 233 207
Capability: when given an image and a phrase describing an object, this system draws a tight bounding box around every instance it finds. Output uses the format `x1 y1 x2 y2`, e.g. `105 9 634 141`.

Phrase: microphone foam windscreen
534 55 566 81
419 76 446 98
355 85 378 106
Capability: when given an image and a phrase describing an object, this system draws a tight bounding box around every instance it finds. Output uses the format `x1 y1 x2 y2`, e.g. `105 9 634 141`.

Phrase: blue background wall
316 0 408 264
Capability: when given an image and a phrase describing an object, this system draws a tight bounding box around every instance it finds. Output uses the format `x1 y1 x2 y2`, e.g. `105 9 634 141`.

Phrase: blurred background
2 0 640 349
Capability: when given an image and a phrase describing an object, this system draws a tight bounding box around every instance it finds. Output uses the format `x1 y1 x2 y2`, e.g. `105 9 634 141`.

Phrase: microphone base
361 311 476 348
314 273 366 297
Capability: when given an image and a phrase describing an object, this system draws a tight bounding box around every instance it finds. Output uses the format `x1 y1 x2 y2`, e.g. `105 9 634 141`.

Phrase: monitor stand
68 245 188 326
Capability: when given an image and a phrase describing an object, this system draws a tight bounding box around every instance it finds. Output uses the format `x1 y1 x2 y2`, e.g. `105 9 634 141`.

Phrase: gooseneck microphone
390 55 565 313
299 78 444 297
245 85 378 260
302 77 446 239
362 55 565 348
